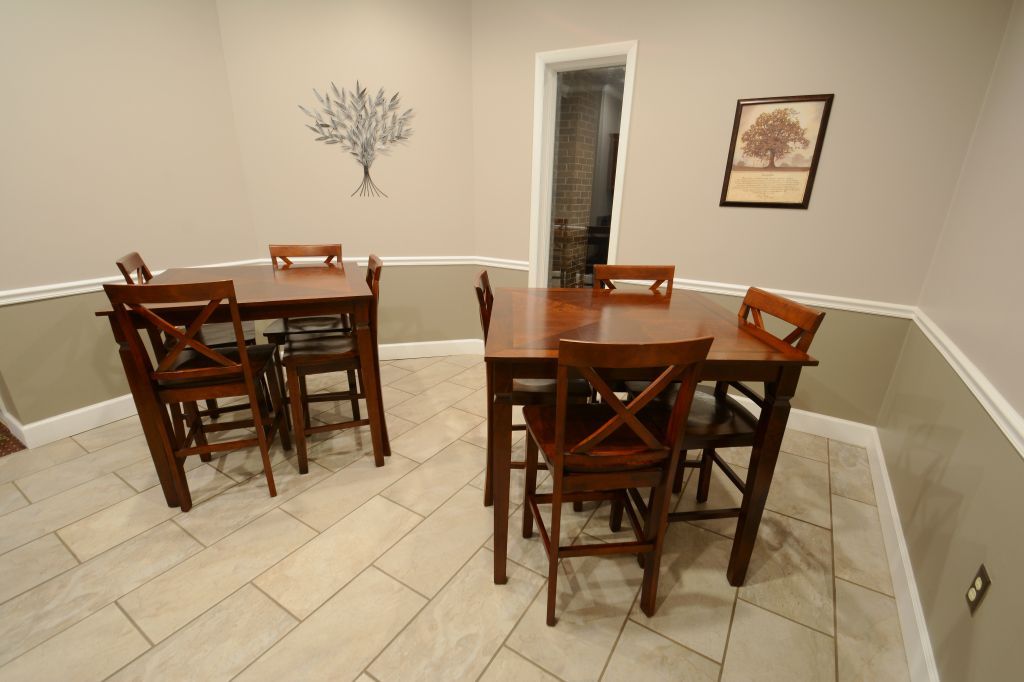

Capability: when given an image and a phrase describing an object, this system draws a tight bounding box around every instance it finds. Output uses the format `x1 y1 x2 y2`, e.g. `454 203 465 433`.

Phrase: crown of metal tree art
300 81 415 198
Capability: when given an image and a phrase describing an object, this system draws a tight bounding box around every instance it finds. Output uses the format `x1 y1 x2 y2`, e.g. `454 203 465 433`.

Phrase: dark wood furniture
98 262 389 509
103 280 290 511
282 255 387 471
474 270 588 507
522 337 711 625
116 252 259 419
593 264 675 293
485 287 818 587
263 245 357 422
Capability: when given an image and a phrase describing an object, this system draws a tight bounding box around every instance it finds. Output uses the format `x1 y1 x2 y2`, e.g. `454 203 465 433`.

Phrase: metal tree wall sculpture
300 82 415 197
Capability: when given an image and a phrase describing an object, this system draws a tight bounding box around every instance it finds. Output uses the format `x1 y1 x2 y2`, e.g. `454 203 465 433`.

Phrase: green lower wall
878 324 1024 682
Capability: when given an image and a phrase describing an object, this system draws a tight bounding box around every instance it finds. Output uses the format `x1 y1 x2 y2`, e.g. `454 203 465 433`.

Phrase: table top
484 287 818 366
96 263 371 316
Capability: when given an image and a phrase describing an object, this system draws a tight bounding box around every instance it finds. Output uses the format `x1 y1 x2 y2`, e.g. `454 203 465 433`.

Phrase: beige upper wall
214 0 476 258
470 0 1012 304
0 0 256 290
918 1 1024 414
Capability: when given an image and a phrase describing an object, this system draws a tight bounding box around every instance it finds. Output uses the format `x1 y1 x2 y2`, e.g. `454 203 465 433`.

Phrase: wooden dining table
96 262 389 509
484 286 818 586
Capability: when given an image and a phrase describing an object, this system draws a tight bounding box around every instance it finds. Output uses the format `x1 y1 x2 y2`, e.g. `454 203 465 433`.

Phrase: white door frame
528 41 638 288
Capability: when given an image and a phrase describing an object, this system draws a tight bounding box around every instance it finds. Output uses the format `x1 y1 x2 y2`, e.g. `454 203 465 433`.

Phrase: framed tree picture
720 94 834 209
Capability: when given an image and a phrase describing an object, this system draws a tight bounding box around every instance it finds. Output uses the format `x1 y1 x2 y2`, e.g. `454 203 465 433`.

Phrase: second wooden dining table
484 286 819 587
97 262 390 509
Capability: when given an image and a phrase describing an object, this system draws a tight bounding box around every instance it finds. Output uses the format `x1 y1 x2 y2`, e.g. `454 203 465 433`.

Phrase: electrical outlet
965 564 991 615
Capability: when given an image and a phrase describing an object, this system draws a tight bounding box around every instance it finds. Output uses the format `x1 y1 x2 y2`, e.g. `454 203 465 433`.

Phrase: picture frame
719 93 834 209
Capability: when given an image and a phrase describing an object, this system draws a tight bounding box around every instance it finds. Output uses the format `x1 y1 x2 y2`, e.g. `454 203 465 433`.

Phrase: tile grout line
115 599 156 647
52 530 85 564
628 617 726 671
717 588 741 682
597 587 640 681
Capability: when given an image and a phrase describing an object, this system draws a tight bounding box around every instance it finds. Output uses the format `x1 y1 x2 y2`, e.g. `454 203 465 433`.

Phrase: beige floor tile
474 465 551 513
830 441 876 505
282 454 417 531
255 496 421 618
305 424 376 471
836 578 910 682
388 381 474 423
721 600 835 682
738 511 834 634
0 603 149 682
371 549 543 682
110 585 296 681
604 621 720 682
239 567 425 682
0 521 200 666
716 446 751 468
115 454 205 492
832 495 893 595
507 548 641 682
0 482 27 515
460 420 526 451
0 438 86 485
58 470 235 562
72 416 144 452
446 353 484 368
765 452 831 529
675 464 742 538
480 647 559 681
375 486 493 597
453 386 488 418
449 363 487 390
210 441 295 483
379 363 413 385
385 412 417 439
781 430 829 462
382 439 485 515
175 459 331 545
119 509 315 643
389 356 446 372
16 434 151 502
388 361 469 394
380 384 417 410
0 534 78 603
631 523 736 663
390 407 483 462
0 474 135 555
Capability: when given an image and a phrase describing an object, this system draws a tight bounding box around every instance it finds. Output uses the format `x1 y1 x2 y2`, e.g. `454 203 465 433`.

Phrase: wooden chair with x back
280 254 386 471
593 264 676 293
521 336 713 625
475 270 590 507
103 280 291 511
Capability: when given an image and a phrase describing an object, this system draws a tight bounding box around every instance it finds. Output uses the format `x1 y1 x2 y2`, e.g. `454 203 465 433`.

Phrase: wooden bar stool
262 244 359 422
103 280 291 511
475 270 590 507
521 337 712 625
281 255 385 470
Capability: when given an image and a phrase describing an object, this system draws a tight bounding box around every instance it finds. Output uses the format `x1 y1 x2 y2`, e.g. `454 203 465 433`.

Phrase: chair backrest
554 337 713 459
269 244 343 270
115 252 153 285
739 287 824 354
103 280 255 389
366 254 383 333
593 265 675 293
473 269 494 341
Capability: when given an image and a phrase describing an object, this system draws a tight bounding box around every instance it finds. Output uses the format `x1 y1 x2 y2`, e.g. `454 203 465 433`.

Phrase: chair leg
248 379 277 497
672 454 687 494
546 469 563 627
347 369 361 420
300 376 312 430
183 402 212 462
266 363 291 452
287 367 309 475
609 498 624 532
696 447 714 503
522 435 539 538
572 500 584 512
205 399 221 420
638 459 678 617
273 347 291 434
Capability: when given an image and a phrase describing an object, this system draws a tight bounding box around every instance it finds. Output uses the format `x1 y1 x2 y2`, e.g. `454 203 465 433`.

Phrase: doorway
528 42 637 288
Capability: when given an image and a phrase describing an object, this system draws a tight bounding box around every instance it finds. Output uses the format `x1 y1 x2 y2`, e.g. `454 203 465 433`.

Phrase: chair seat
158 344 277 388
196 321 257 348
264 316 349 342
503 377 591 405
523 403 672 472
280 334 358 364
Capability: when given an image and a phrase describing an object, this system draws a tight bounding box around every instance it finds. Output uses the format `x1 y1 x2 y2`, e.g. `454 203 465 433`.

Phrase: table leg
354 305 386 467
109 319 179 508
491 363 513 585
727 367 800 585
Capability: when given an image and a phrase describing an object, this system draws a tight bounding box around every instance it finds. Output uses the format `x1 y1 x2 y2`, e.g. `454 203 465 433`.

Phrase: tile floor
0 354 911 681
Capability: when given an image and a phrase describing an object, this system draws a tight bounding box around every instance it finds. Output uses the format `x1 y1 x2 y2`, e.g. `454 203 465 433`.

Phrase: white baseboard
731 394 937 682
3 339 484 449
